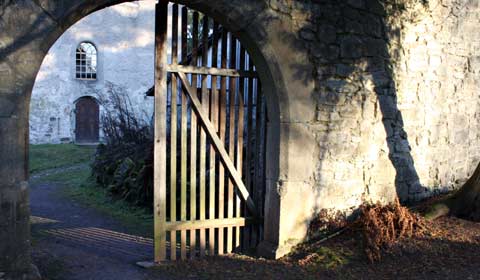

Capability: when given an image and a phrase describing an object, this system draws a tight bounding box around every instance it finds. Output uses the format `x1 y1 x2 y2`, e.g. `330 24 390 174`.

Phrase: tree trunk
425 161 480 221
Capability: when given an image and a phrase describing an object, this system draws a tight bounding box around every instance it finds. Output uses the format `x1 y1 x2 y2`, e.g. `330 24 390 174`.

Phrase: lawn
29 144 97 174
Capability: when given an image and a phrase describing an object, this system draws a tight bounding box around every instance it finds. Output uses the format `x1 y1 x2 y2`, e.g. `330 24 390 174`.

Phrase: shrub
92 84 154 209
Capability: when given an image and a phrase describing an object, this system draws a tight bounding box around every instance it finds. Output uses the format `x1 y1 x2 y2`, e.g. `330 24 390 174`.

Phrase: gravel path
30 175 163 280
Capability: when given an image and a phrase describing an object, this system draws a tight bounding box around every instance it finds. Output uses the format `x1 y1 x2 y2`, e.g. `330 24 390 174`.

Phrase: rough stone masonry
1 0 480 277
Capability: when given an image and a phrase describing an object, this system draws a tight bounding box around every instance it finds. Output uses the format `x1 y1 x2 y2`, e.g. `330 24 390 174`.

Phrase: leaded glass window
76 42 97 80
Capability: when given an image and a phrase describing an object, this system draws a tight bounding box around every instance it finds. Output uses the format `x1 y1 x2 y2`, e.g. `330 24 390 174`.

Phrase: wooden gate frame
153 1 264 262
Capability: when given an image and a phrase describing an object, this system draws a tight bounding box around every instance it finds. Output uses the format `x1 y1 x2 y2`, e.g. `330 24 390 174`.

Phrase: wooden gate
154 1 267 261
75 96 99 144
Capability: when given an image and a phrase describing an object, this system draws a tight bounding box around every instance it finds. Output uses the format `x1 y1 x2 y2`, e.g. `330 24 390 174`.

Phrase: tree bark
426 161 480 221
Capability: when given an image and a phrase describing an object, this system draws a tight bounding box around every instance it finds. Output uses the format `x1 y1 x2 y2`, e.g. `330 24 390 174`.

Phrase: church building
30 1 156 144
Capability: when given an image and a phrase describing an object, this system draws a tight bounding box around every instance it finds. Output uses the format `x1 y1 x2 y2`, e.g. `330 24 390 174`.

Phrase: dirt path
30 163 89 181
30 173 163 280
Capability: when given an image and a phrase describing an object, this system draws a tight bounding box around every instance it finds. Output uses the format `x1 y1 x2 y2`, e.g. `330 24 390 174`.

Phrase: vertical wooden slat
179 5 188 260
217 28 228 255
247 56 258 247
190 9 198 258
236 45 246 251
189 10 199 258
242 54 254 250
226 34 237 253
253 76 263 246
198 15 209 257
169 3 179 261
154 0 169 263
259 80 266 220
257 80 268 242
209 21 220 256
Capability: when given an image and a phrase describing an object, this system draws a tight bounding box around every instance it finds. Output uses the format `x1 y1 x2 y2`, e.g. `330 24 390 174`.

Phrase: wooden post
189 11 199 258
179 5 188 261
226 34 237 253
246 56 256 247
217 28 228 255
254 78 263 246
169 3 179 261
208 21 220 256
198 15 209 257
154 0 169 263
236 45 246 251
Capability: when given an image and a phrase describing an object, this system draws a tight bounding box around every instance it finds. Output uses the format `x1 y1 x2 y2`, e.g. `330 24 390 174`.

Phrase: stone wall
266 0 400 254
30 1 155 144
266 0 480 253
2 0 480 276
392 0 480 197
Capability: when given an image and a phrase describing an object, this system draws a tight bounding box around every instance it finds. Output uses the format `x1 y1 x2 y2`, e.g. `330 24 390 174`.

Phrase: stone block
340 35 363 59
278 122 318 181
335 63 356 78
317 90 344 106
277 181 315 253
347 0 366 9
316 24 337 44
312 44 340 61
269 0 291 14
364 38 388 58
344 19 365 34
299 28 316 41
365 0 386 15
377 95 398 118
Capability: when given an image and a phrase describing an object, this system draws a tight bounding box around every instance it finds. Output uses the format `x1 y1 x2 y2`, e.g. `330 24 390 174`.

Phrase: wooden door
154 2 267 261
75 97 99 143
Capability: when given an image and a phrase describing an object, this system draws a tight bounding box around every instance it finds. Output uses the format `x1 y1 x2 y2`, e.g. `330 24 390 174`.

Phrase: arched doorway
1 0 318 275
75 96 99 144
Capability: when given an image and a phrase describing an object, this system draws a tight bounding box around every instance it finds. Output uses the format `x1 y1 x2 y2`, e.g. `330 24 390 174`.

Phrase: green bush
92 84 154 210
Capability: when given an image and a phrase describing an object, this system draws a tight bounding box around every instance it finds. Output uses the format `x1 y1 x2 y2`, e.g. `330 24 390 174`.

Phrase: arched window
76 42 97 80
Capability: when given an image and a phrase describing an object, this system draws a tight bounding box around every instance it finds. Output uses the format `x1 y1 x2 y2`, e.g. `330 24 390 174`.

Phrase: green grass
30 144 153 237
62 168 153 237
29 144 97 174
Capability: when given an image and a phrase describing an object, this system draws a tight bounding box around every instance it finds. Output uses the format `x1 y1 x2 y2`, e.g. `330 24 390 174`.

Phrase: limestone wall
393 0 480 197
267 0 399 251
30 1 155 144
267 0 480 250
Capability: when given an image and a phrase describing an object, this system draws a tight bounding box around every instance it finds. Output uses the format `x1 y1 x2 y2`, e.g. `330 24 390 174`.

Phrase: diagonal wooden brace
176 71 258 218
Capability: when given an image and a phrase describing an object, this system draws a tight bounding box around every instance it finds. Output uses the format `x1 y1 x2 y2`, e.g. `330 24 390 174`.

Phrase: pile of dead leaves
307 209 347 240
353 198 427 262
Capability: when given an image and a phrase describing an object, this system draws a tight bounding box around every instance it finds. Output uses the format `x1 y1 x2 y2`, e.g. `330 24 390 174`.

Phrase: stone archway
0 0 316 276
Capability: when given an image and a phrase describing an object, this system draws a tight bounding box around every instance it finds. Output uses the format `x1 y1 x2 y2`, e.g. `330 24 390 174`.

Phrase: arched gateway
4 0 480 277
1 0 319 276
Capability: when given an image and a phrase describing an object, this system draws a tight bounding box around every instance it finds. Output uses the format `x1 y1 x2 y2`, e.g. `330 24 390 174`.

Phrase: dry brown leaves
354 198 427 262
307 209 347 240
